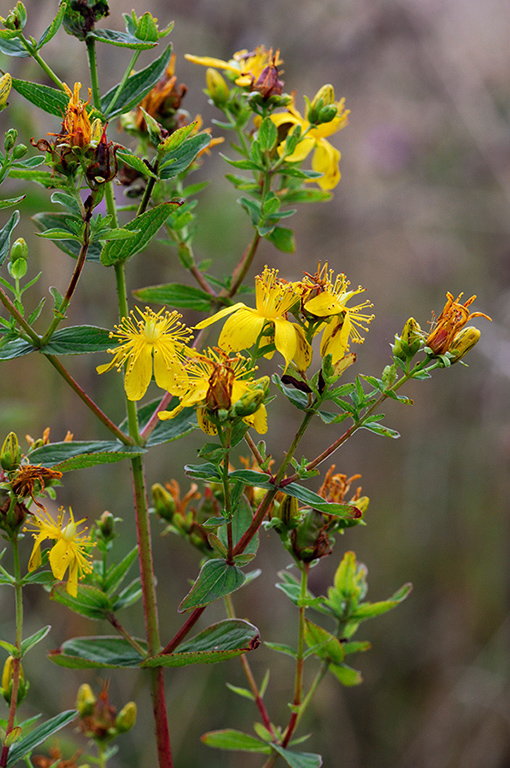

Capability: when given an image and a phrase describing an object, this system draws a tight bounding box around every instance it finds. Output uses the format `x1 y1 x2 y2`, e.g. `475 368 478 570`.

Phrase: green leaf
143 619 260 667
20 625 51 656
0 639 16 654
328 663 363 686
184 462 221 482
104 546 138 593
101 202 178 266
0 195 25 210
116 149 157 179
178 559 246 612
111 578 142 611
37 2 67 48
101 44 172 119
303 620 345 665
48 636 146 669
50 583 113 619
0 37 30 57
218 494 258 556
159 133 212 179
349 583 412 621
87 28 157 50
201 729 270 754
361 422 400 439
264 641 297 659
265 226 295 253
42 325 113 354
132 282 214 312
27 441 144 472
32 212 102 262
225 683 256 701
0 210 20 267
6 710 78 766
0 336 34 360
11 78 69 117
257 117 278 152
271 745 323 768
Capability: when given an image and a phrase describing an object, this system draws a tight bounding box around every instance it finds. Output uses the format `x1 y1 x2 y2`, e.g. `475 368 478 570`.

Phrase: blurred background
0 0 509 766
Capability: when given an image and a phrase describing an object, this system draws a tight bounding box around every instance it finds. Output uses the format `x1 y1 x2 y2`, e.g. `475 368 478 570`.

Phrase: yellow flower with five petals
97 307 193 401
24 507 93 597
185 46 282 88
270 93 349 190
194 267 311 372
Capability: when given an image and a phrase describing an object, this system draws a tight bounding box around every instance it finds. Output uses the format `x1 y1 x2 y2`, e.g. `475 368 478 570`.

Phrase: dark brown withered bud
252 63 284 100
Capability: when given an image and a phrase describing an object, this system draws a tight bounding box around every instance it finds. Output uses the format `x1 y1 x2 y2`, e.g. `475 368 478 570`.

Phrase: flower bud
206 68 230 106
393 317 423 360
449 326 481 363
115 701 137 733
1 3 26 31
10 238 27 262
8 257 26 279
151 483 175 522
275 494 300 531
233 386 265 418
4 128 17 152
290 509 331 562
311 84 336 109
381 363 397 387
12 143 27 159
96 510 116 541
76 683 96 717
0 73 12 111
1 431 20 471
351 495 369 515
63 0 109 40
1 656 29 705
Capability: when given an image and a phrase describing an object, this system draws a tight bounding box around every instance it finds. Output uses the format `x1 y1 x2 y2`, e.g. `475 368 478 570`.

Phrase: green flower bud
4 128 17 152
206 68 230 107
1 431 20 471
290 509 331 562
12 143 27 159
1 3 26 31
115 701 137 733
4 726 21 747
134 12 158 42
76 683 96 716
275 494 300 531
8 257 27 279
311 84 336 109
449 326 481 363
317 104 339 124
151 483 175 522
96 510 116 541
381 363 397 387
10 237 27 262
1 656 29 706
393 317 423 360
233 386 266 418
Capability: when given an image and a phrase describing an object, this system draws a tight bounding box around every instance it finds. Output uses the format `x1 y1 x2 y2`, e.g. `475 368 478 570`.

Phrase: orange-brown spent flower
11 465 62 509
426 292 491 356
250 49 284 99
164 479 201 519
32 745 83 768
318 465 363 505
135 55 187 131
59 82 93 148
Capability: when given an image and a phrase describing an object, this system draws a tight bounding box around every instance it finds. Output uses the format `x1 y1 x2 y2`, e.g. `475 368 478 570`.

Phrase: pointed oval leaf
178 560 246 612
33 212 102 261
50 583 113 619
201 729 270 753
328 662 363 686
101 43 172 118
6 710 78 767
271 744 323 768
27 441 144 471
144 619 260 667
41 325 113 355
132 282 214 311
101 202 179 266
0 210 20 267
48 636 146 668
11 78 69 117
20 625 51 656
303 619 345 665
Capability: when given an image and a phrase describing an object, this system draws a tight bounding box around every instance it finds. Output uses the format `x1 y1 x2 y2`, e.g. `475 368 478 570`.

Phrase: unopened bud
311 84 336 109
12 143 27 159
1 432 20 471
381 364 397 387
8 257 26 279
233 386 266 418
151 483 175 522
76 683 96 716
0 73 12 111
351 495 369 515
115 701 137 733
393 317 423 360
4 128 17 152
10 238 27 262
450 326 481 363
290 508 331 563
1 656 29 705
276 494 300 530
96 510 116 540
206 68 229 106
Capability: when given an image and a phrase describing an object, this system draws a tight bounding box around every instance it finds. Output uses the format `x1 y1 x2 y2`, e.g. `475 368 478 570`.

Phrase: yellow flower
426 293 491 356
270 93 349 190
97 307 193 401
195 267 311 371
186 46 283 88
24 507 93 597
159 348 268 435
303 264 374 363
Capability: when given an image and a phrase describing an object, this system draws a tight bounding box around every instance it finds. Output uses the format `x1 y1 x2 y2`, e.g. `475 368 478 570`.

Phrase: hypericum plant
0 3 491 767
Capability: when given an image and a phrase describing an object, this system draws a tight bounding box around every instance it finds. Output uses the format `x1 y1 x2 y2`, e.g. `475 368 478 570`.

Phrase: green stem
86 36 102 109
0 535 23 768
19 36 65 89
104 50 141 116
281 563 309 748
0 286 40 345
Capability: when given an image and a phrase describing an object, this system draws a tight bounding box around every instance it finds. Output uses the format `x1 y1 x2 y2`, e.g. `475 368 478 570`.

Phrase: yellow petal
28 541 43 572
153 345 188 395
49 539 73 580
320 315 351 363
124 344 152 401
273 318 298 369
194 302 245 330
244 403 268 434
283 135 316 164
197 407 218 435
311 140 340 190
218 309 265 352
293 325 313 370
184 54 239 74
